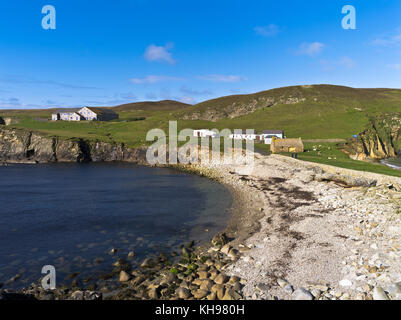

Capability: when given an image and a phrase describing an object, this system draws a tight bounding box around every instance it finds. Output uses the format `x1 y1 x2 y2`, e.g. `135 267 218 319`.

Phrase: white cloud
254 24 281 37
387 64 401 70
180 86 213 96
298 42 325 56
144 43 175 64
130 75 183 84
0 97 21 107
145 89 196 105
371 28 401 47
196 74 246 83
338 56 356 69
319 56 356 71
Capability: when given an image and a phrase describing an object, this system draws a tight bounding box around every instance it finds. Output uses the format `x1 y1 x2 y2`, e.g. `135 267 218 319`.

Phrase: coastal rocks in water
220 244 232 255
177 287 192 299
148 287 160 300
70 291 84 300
10 274 21 282
192 289 209 300
212 233 229 247
69 290 102 301
119 271 131 283
127 251 135 259
141 258 156 268
163 272 178 284
113 258 131 273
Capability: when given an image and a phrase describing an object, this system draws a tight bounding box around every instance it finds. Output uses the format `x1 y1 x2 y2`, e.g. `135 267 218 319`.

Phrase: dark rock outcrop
0 127 148 164
346 113 401 160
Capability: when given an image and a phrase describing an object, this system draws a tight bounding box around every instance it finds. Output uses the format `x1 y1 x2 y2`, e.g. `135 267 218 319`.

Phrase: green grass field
1 85 401 177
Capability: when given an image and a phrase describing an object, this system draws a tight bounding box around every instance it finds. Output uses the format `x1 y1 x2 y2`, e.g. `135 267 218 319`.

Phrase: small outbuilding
271 137 304 154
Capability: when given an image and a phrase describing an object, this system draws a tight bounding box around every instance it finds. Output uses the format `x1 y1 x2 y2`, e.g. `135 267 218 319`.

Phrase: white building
193 130 219 138
261 130 284 145
230 131 259 141
52 109 84 121
229 130 284 144
52 107 119 122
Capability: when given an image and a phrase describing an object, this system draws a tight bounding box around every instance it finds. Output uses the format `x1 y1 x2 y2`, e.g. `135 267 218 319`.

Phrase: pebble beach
1 150 401 300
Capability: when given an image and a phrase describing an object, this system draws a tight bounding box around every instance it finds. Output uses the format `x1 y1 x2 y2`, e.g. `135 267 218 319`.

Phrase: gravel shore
188 151 401 300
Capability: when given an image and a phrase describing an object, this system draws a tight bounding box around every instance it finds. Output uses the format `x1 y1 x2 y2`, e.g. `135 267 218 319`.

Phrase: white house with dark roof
52 107 119 122
229 130 284 144
261 130 284 145
193 129 219 138
52 109 84 121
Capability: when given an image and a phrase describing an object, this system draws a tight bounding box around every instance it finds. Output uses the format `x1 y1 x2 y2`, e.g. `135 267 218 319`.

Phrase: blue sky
0 0 400 109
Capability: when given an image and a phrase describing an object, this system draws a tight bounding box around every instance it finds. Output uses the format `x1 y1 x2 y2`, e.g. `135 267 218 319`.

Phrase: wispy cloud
145 92 158 100
144 89 196 105
298 42 325 56
130 75 184 84
0 75 100 90
370 28 401 47
144 43 176 64
0 97 21 107
84 92 138 106
180 86 213 96
338 57 356 69
0 97 67 109
319 56 356 71
387 63 401 70
254 24 281 37
196 74 247 83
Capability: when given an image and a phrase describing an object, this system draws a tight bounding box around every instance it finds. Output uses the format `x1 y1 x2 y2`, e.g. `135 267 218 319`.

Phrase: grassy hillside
113 100 190 112
176 85 401 140
1 85 401 176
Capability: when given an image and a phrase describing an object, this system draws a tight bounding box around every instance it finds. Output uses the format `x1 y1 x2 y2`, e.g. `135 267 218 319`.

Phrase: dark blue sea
0 163 232 290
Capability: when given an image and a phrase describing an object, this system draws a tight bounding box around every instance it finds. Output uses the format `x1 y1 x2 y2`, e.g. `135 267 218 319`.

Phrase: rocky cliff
0 127 148 164
182 94 306 122
350 113 401 160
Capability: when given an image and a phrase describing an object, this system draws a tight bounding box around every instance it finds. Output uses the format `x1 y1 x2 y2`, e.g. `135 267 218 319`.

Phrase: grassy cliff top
1 84 401 177
1 85 401 144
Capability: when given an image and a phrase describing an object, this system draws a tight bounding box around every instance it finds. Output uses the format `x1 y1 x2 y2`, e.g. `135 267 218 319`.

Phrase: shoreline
2 151 401 300
177 150 401 300
0 161 249 301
